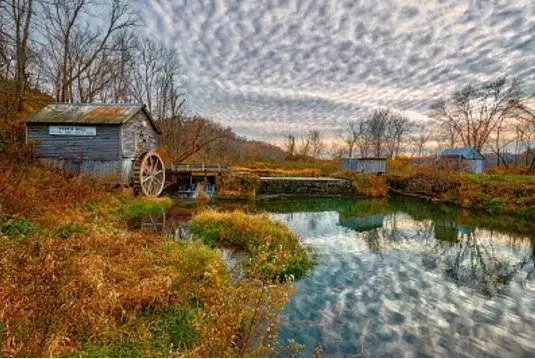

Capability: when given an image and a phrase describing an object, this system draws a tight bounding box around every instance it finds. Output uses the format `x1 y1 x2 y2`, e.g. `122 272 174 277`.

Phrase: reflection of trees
358 213 419 254
363 228 383 254
443 231 534 296
355 211 534 297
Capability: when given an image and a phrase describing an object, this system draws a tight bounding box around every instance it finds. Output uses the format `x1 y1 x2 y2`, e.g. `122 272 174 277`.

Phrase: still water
255 197 535 357
156 196 535 357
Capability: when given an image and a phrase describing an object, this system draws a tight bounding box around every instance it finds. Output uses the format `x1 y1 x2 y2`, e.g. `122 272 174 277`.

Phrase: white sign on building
49 126 96 136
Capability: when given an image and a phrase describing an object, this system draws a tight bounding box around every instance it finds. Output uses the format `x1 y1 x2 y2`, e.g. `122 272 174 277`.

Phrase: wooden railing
168 163 229 173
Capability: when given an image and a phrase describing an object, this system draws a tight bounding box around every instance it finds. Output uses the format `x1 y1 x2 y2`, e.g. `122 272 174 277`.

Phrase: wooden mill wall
27 124 121 160
121 112 158 159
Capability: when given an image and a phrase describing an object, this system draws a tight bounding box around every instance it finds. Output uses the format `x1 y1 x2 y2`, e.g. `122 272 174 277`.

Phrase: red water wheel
132 151 166 197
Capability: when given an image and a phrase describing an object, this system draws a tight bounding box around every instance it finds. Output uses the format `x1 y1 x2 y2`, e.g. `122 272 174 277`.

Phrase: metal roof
440 147 484 160
25 103 160 133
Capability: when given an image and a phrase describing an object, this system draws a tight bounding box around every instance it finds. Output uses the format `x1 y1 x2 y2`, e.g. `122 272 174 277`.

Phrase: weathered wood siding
468 159 484 174
341 159 386 174
121 112 158 159
27 124 121 160
357 159 386 174
41 158 124 181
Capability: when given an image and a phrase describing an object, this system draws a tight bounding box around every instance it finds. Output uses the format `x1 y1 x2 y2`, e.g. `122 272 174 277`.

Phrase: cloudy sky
139 0 535 143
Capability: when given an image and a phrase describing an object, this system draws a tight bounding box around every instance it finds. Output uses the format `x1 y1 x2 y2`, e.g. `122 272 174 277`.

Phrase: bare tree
386 112 411 158
368 109 390 158
411 126 431 163
431 77 523 158
284 134 296 157
299 135 311 156
308 130 324 158
127 37 184 120
4 0 34 111
159 115 231 163
342 121 360 158
40 0 135 102
329 141 345 160
512 103 535 170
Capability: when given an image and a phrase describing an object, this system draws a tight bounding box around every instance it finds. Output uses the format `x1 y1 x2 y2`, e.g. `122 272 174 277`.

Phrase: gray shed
439 147 484 174
25 103 166 196
341 158 387 174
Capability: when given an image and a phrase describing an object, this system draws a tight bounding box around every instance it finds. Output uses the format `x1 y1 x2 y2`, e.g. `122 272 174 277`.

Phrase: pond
258 197 535 357
158 196 535 357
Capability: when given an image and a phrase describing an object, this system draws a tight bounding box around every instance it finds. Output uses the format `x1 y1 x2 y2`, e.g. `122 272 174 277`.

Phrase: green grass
188 210 314 281
79 306 198 357
0 216 38 240
462 172 535 184
113 198 172 219
149 307 198 352
56 222 85 239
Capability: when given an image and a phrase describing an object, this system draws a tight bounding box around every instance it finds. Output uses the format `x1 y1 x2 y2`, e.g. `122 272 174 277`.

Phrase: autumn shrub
188 210 313 281
448 173 535 216
387 157 412 176
352 174 389 198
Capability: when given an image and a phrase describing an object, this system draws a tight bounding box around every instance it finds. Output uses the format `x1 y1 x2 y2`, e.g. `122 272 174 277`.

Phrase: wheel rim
138 152 165 196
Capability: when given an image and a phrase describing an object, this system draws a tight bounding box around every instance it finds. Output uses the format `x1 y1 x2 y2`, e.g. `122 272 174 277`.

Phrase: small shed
341 158 387 174
439 147 484 174
25 103 166 195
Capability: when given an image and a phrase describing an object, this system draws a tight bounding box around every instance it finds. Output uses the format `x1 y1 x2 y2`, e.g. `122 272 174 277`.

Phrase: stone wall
257 177 352 196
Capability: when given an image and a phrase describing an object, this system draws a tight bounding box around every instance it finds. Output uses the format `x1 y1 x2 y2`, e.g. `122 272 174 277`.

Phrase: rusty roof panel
25 103 144 125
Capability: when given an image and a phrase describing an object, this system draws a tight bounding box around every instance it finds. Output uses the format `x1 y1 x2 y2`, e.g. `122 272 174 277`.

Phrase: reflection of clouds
273 208 535 357
139 0 535 141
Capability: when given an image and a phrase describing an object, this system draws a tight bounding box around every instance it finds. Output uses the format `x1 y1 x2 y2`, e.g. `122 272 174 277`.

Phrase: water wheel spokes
133 151 166 197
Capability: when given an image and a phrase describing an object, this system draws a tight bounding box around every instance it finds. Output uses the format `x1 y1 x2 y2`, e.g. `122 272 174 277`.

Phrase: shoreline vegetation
0 150 312 357
219 158 535 220
385 159 535 220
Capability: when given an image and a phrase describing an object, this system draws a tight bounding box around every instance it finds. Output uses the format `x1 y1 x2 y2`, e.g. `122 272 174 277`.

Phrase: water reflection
265 197 535 357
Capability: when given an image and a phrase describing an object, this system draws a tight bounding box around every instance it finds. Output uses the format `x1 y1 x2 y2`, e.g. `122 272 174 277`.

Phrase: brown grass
0 146 106 225
0 140 295 357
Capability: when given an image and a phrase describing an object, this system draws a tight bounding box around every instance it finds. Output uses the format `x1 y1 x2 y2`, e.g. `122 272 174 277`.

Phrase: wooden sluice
166 163 229 197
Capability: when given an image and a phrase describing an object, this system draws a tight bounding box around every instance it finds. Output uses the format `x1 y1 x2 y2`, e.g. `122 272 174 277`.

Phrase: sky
138 0 535 143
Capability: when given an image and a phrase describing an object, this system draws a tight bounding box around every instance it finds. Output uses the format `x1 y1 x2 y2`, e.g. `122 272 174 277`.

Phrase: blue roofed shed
439 147 484 173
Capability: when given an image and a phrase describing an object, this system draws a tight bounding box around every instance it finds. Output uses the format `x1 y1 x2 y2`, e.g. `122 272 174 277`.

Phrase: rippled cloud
138 0 535 142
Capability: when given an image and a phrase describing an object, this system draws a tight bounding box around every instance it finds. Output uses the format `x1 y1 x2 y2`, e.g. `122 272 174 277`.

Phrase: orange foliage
0 146 106 224
352 174 389 198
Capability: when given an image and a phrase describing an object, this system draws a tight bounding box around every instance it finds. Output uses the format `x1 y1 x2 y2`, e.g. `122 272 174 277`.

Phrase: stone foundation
257 177 352 196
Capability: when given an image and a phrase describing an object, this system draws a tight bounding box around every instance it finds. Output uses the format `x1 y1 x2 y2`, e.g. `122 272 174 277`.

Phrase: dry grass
232 158 341 177
351 175 389 198
0 142 296 357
